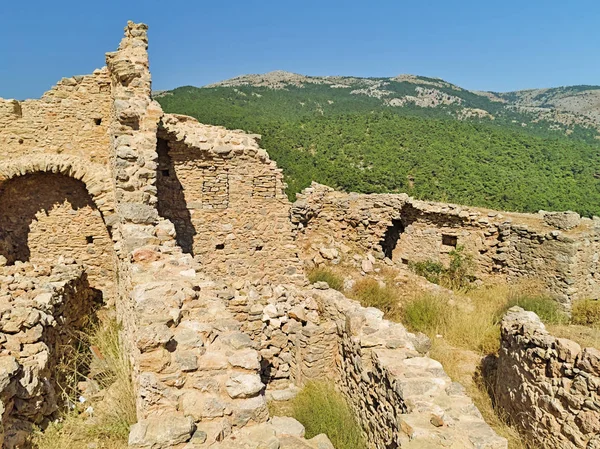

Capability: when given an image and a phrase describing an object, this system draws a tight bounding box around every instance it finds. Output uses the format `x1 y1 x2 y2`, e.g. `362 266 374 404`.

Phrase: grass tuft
307 267 344 291
32 318 136 449
276 382 365 449
350 278 402 320
571 299 600 326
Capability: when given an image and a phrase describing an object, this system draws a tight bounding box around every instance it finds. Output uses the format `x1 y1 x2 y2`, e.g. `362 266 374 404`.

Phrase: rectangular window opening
442 234 458 247
86 236 94 244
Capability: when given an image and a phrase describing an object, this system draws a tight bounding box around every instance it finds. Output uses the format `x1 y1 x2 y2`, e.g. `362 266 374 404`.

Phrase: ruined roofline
297 181 596 233
158 113 278 166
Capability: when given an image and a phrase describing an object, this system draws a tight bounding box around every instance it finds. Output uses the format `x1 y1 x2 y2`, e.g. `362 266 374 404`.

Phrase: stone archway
0 155 116 299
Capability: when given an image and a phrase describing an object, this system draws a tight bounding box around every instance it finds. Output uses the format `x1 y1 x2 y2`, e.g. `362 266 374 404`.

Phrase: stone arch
0 155 116 299
0 155 116 221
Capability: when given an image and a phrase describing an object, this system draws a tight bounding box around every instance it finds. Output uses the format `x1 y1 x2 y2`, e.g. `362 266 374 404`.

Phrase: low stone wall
223 281 507 449
0 262 101 448
496 307 600 449
292 182 600 306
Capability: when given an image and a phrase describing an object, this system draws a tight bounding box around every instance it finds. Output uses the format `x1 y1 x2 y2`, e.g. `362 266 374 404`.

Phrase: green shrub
444 245 474 290
350 278 401 320
307 267 344 291
290 382 365 449
408 246 474 290
571 299 600 326
409 260 444 284
502 296 568 325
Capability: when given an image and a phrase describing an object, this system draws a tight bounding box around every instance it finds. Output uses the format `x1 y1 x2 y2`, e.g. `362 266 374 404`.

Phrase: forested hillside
156 73 600 216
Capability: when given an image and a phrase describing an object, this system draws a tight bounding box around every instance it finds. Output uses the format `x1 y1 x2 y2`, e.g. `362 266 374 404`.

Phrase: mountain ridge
161 71 600 135
155 71 600 216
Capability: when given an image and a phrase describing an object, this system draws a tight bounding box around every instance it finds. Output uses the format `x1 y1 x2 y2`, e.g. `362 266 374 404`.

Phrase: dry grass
32 318 136 449
349 278 402 321
429 340 529 449
571 299 600 326
548 323 600 349
402 281 566 354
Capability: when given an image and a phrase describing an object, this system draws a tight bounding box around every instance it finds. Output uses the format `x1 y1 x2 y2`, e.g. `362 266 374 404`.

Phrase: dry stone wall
0 71 112 165
0 262 101 448
293 183 600 307
223 281 507 449
0 20 516 449
496 307 600 449
157 114 305 285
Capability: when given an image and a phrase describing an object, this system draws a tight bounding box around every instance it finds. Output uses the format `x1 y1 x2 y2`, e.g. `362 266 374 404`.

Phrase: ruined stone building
0 21 597 449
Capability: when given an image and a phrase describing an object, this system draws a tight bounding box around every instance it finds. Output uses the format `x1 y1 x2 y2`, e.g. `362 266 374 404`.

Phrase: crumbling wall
496 307 600 449
223 281 507 449
157 114 305 285
0 71 112 165
0 173 115 296
0 262 101 449
293 183 600 306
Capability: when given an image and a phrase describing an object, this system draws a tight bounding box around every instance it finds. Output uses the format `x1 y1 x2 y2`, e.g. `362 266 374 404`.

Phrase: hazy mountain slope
155 72 600 216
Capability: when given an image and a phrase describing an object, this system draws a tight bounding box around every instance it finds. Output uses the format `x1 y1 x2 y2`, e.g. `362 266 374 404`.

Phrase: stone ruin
0 21 597 449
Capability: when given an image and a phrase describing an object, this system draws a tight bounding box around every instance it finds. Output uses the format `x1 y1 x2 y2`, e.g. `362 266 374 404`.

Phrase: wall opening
0 172 114 296
156 137 196 255
442 234 458 247
380 219 405 259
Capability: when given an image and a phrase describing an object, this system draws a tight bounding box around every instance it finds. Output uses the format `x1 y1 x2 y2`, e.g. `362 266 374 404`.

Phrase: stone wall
223 281 508 449
157 114 305 285
495 307 600 449
0 71 112 165
0 262 101 448
292 183 600 307
0 173 115 297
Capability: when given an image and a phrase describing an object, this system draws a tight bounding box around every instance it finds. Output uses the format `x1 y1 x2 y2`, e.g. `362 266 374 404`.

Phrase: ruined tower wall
0 70 112 165
157 115 305 285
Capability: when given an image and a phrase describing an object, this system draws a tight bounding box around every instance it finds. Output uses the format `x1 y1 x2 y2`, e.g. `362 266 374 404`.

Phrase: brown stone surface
496 307 600 449
292 182 600 308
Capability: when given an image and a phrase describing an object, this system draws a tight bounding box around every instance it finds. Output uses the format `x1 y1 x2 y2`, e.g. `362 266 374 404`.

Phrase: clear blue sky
1 0 598 99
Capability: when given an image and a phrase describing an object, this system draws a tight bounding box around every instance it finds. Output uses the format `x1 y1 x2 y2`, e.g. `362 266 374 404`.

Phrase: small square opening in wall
442 234 458 247
161 169 170 177
86 236 94 244
255 246 263 252
94 118 102 126
216 243 225 250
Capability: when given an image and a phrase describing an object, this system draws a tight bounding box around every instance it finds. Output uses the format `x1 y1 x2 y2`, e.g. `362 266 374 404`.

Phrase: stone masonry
496 307 600 449
0 262 101 448
0 20 554 449
292 182 600 308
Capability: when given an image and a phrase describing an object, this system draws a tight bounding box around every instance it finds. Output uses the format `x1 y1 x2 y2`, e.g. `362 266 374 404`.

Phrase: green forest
157 82 600 216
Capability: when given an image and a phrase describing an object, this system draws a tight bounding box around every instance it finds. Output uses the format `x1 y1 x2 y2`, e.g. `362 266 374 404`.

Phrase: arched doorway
0 170 115 300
